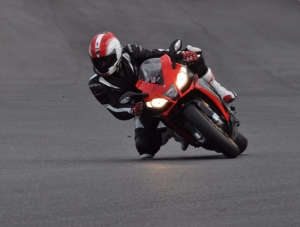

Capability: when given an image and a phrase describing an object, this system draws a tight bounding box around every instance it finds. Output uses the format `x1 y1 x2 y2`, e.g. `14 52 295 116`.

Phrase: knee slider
135 135 161 155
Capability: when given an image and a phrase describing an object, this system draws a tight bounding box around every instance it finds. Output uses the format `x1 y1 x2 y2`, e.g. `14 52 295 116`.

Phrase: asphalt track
1 0 300 226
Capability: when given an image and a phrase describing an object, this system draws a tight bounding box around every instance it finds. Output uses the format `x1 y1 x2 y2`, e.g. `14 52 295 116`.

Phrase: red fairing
136 54 229 121
194 78 230 121
136 55 181 103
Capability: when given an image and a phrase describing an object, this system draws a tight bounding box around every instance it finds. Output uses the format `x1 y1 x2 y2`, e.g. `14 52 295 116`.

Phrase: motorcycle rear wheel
182 103 240 158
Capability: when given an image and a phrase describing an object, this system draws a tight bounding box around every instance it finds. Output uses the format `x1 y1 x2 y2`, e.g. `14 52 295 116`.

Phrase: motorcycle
120 39 248 158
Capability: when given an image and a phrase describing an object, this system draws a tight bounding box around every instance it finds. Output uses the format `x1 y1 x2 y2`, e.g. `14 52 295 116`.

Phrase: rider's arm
123 44 170 66
182 45 208 77
188 54 208 77
124 44 208 77
89 74 134 120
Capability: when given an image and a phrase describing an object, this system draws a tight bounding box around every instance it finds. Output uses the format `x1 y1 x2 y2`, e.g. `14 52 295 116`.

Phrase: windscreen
139 58 163 85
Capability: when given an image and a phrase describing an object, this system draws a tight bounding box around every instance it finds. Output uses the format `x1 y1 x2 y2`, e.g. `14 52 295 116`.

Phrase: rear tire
182 104 240 158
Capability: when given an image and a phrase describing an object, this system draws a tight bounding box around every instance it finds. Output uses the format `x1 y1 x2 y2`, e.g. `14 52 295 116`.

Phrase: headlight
146 98 168 108
176 67 188 89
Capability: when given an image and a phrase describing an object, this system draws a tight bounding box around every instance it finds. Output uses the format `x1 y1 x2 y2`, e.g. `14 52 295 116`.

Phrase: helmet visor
91 52 117 73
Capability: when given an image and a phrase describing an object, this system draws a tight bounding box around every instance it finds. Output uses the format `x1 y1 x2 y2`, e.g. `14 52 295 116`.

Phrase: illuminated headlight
146 98 168 108
176 67 188 89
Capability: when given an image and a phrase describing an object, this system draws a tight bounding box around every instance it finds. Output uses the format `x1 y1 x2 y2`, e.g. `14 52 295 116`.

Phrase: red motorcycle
120 39 248 158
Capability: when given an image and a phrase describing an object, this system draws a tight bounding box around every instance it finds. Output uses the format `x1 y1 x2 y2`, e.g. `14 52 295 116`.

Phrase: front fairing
136 55 181 102
136 55 195 114
138 58 164 85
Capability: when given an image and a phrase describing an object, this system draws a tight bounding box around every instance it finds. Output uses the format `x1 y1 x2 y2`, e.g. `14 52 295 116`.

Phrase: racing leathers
89 44 209 156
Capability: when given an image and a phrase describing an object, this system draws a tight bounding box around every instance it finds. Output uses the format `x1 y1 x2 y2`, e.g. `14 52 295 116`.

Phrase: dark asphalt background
1 0 300 226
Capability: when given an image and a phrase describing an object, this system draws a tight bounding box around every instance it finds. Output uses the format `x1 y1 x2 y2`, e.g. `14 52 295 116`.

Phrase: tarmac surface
1 0 300 226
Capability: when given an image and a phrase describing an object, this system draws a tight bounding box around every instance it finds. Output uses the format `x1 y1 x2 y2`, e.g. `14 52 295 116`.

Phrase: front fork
161 111 202 145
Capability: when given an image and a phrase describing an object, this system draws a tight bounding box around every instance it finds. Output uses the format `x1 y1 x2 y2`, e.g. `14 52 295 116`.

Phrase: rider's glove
180 51 199 65
132 102 144 116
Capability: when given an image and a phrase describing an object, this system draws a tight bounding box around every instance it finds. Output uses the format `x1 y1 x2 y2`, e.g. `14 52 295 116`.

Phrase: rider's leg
202 68 237 103
134 116 161 159
160 128 189 151
186 45 237 103
134 116 188 159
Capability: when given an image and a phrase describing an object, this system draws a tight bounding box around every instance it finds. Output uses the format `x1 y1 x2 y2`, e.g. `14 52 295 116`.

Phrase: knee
135 135 161 156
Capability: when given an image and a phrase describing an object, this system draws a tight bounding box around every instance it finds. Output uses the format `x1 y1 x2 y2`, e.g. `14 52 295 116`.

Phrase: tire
235 131 248 154
182 104 240 158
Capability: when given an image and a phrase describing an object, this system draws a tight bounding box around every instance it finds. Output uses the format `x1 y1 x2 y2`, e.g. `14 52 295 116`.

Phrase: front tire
182 104 240 158
235 131 248 154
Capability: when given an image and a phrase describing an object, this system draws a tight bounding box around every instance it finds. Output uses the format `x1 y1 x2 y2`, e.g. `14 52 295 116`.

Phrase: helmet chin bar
97 59 120 76
93 51 122 76
107 58 122 75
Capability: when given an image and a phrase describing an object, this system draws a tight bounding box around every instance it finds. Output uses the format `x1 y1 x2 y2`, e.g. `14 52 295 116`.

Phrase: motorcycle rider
88 31 237 159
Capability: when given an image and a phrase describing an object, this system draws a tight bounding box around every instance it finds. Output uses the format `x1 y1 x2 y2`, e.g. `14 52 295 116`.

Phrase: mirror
169 39 182 69
169 39 182 53
174 40 182 52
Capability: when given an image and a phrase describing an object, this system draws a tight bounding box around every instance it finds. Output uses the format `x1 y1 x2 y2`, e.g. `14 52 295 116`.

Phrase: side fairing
196 78 230 121
197 79 222 101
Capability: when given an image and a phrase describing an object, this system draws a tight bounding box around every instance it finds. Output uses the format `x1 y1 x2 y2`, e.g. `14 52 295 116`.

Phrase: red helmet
89 32 122 76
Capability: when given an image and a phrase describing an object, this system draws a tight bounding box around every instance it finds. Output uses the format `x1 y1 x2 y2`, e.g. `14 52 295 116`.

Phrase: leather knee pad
135 132 162 155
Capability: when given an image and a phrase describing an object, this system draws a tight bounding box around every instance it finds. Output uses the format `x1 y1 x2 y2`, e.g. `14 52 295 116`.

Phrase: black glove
132 102 144 116
180 51 199 64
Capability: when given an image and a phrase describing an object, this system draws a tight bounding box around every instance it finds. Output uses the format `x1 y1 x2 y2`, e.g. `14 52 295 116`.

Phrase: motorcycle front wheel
235 131 248 154
182 103 240 158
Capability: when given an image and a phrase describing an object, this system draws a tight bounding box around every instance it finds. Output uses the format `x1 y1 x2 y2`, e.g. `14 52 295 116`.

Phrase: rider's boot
161 128 176 145
139 127 172 159
139 127 186 159
202 68 237 103
181 139 189 151
161 128 189 151
173 132 189 151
